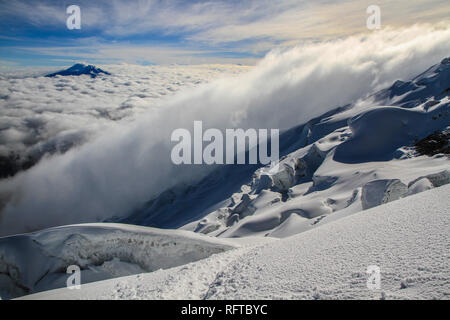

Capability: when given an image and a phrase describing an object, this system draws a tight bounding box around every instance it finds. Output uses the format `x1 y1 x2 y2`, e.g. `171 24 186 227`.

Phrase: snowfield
20 184 450 300
0 224 237 299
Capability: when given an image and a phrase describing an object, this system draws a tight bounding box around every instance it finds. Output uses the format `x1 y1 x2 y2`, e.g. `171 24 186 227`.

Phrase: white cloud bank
0 64 246 174
0 24 449 236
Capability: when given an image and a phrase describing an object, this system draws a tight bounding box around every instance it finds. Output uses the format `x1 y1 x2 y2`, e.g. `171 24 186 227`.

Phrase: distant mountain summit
45 63 111 78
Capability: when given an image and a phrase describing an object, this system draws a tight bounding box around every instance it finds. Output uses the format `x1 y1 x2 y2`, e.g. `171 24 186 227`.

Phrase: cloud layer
0 24 450 236
0 64 247 177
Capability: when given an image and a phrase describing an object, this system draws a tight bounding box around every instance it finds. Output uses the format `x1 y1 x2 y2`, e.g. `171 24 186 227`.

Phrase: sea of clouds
1 24 450 236
0 64 247 177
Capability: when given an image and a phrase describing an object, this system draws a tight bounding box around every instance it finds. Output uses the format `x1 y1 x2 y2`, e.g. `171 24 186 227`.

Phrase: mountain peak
45 63 111 78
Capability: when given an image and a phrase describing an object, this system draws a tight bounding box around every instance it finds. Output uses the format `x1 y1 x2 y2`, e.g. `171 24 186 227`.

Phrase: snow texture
0 224 236 299
20 184 450 300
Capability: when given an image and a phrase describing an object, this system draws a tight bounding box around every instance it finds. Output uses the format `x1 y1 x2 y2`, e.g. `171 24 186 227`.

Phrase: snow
20 184 450 300
181 135 449 239
333 106 449 163
406 177 434 196
0 223 236 299
174 57 450 239
361 179 407 210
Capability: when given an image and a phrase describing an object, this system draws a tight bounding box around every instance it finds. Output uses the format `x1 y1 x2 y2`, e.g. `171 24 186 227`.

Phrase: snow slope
130 57 450 238
21 184 450 300
0 224 236 299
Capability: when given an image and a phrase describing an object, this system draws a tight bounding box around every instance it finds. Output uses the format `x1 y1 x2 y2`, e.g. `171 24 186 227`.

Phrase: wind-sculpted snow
0 223 236 299
21 184 450 300
373 57 450 108
186 123 449 238
333 105 450 163
204 185 450 300
177 69 449 238
1 25 450 236
361 179 408 210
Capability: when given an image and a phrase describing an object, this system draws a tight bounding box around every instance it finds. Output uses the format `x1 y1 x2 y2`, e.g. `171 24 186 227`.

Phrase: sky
0 0 450 67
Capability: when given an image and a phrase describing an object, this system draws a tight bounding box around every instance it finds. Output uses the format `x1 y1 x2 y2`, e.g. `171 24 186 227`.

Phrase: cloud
0 63 247 176
1 1 450 65
21 43 260 65
0 24 449 236
2 1 449 39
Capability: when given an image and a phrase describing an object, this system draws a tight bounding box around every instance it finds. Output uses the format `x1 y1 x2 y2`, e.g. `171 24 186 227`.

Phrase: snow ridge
0 224 235 299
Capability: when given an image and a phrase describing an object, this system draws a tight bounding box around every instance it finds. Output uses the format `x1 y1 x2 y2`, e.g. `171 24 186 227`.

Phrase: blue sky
0 0 449 67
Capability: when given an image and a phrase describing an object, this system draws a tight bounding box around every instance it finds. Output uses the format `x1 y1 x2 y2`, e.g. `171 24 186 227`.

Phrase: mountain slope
21 184 450 300
121 58 450 238
0 224 236 299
